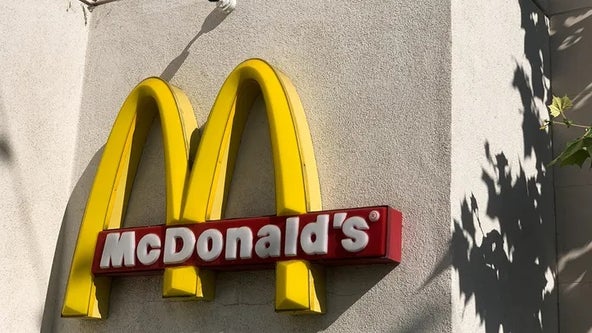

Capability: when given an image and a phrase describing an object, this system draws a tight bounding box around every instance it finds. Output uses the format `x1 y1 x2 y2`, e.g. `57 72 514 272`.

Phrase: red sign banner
93 206 402 276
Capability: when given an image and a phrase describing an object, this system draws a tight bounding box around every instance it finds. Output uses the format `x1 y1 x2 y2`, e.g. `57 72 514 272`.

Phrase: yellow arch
182 59 321 221
62 59 324 318
170 58 324 313
61 78 199 318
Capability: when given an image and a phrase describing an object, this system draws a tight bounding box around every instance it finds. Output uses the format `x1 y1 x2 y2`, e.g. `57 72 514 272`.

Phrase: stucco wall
41 0 452 332
547 0 592 15
2 0 568 332
451 0 557 332
0 1 89 332
550 6 592 332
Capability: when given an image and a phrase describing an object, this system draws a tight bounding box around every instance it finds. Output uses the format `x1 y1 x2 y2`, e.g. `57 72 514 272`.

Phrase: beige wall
548 0 592 15
42 0 452 332
0 1 88 332
451 0 557 331
0 0 565 332
551 4 592 332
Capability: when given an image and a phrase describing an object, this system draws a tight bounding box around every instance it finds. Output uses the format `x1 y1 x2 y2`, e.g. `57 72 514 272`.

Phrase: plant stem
551 121 590 129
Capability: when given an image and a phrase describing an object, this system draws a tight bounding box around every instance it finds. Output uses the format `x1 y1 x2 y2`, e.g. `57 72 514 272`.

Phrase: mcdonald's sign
62 58 402 319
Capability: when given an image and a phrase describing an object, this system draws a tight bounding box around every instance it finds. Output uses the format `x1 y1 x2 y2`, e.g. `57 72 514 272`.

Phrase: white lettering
197 229 223 262
341 216 369 252
284 217 299 256
100 231 136 269
300 214 329 255
255 225 281 258
225 227 253 260
333 212 347 229
163 227 196 264
137 233 161 265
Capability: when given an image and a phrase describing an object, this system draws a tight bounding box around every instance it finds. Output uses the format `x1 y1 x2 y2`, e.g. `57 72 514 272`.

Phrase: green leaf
549 105 560 118
548 95 573 118
550 136 592 167
559 149 589 167
549 139 582 166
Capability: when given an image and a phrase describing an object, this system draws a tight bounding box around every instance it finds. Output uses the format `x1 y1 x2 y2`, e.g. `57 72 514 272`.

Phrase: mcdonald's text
93 206 401 275
63 62 404 318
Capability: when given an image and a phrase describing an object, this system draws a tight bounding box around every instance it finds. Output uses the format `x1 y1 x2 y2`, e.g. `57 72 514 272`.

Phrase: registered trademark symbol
368 210 380 222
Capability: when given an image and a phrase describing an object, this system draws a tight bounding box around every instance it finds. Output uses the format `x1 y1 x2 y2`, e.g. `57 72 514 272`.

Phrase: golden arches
62 59 324 319
62 78 198 318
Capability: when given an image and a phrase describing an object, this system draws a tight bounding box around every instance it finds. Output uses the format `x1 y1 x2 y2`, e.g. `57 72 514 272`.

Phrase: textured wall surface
2 0 566 332
551 8 592 333
41 0 452 332
451 0 557 332
0 1 89 332
546 0 592 15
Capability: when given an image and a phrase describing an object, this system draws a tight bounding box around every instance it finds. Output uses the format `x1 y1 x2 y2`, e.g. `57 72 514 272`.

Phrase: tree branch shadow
160 8 229 82
449 0 557 331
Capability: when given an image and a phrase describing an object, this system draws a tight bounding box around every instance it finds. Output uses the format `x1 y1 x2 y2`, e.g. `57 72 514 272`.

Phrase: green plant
542 95 592 167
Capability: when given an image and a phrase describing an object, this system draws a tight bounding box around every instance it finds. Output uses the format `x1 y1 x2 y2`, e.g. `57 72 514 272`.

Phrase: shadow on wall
0 92 49 324
0 95 12 162
451 0 557 332
551 8 592 133
0 136 11 161
40 148 104 332
551 5 592 333
160 8 229 82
